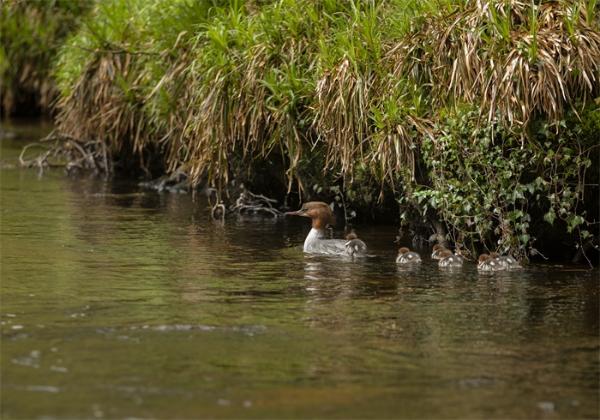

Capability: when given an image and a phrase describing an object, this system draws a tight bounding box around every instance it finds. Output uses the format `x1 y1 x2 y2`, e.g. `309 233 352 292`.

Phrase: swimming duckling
396 247 422 264
490 252 521 269
431 244 447 260
345 231 367 257
438 249 463 268
477 254 505 272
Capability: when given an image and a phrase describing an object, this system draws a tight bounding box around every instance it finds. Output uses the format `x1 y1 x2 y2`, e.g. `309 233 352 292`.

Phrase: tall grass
0 0 90 116
389 0 600 129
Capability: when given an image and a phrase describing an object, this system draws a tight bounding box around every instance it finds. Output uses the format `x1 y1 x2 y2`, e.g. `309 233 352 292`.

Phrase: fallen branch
19 131 112 175
230 187 282 218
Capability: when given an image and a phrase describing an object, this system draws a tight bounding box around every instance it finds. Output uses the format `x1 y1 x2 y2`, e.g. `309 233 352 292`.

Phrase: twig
19 143 51 168
211 202 226 221
67 140 97 172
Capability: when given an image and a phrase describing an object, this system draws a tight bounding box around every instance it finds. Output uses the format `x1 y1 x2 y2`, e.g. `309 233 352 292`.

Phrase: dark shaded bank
3 0 600 264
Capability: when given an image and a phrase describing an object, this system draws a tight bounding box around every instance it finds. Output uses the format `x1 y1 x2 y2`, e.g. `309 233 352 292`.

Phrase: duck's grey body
396 251 422 264
303 228 351 255
439 254 463 268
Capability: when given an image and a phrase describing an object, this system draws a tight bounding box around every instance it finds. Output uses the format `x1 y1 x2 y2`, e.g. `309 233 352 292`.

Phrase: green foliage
0 0 90 115
414 108 536 256
413 105 597 258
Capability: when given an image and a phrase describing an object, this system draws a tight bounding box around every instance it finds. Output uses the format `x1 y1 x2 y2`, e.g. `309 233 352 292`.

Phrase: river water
1 121 598 418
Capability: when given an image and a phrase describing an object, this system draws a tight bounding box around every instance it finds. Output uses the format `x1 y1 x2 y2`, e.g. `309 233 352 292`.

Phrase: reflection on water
1 122 599 418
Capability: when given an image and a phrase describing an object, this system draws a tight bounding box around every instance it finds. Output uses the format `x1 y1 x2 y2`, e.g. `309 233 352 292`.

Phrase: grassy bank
13 0 600 261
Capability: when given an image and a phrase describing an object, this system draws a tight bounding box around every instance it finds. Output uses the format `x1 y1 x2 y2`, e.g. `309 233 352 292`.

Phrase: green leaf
543 209 556 225
567 215 585 233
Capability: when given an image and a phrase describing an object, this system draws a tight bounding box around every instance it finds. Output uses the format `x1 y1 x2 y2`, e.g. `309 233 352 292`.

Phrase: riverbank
2 0 599 263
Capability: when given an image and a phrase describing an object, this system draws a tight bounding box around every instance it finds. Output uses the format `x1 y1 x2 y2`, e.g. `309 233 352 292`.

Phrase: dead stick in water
67 140 97 171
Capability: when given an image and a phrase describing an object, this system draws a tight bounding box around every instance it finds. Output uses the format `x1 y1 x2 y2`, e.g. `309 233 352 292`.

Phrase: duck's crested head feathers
478 254 491 264
438 249 453 259
285 201 336 229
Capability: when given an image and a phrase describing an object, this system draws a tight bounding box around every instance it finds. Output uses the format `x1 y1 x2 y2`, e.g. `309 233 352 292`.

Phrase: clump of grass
389 0 600 129
0 0 90 116
313 1 381 180
53 0 214 173
156 1 317 193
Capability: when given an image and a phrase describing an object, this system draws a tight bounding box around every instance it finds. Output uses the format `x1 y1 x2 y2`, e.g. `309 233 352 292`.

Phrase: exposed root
139 171 282 220
19 130 112 175
19 143 53 168
139 167 189 193
571 237 598 268
530 248 550 260
230 187 282 218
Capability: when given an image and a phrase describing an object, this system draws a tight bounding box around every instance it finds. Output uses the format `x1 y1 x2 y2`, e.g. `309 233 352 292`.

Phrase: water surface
1 122 599 418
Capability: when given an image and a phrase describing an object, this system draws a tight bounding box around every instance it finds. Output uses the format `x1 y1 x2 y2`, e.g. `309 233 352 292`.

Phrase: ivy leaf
567 215 585 233
544 209 556 225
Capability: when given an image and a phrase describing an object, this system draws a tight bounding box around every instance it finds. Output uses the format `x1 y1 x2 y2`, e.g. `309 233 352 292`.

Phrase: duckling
345 231 367 257
477 254 504 272
490 252 522 269
438 249 463 268
396 247 422 264
431 244 447 260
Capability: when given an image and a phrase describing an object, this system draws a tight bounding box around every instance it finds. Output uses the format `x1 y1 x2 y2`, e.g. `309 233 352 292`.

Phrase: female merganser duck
438 249 463 268
286 201 367 257
396 247 422 264
477 254 505 271
431 244 447 260
490 252 521 269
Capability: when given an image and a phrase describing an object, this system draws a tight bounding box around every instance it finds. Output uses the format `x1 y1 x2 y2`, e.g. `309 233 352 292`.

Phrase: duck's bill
284 210 304 216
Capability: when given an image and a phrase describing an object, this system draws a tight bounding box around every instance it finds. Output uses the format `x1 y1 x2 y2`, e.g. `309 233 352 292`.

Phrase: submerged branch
19 131 112 175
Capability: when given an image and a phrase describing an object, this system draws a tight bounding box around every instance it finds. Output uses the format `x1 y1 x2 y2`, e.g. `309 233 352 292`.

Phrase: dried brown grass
388 0 600 129
55 52 153 172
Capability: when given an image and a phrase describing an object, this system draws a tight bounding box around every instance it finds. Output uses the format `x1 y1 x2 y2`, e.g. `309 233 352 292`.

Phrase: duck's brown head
478 254 491 264
285 201 336 230
398 247 410 254
438 249 453 259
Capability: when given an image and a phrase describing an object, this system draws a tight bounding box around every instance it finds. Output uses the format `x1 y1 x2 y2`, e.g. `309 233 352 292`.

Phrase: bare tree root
23 134 283 221
139 167 189 193
230 187 282 218
19 130 112 175
140 170 282 221
572 237 598 268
